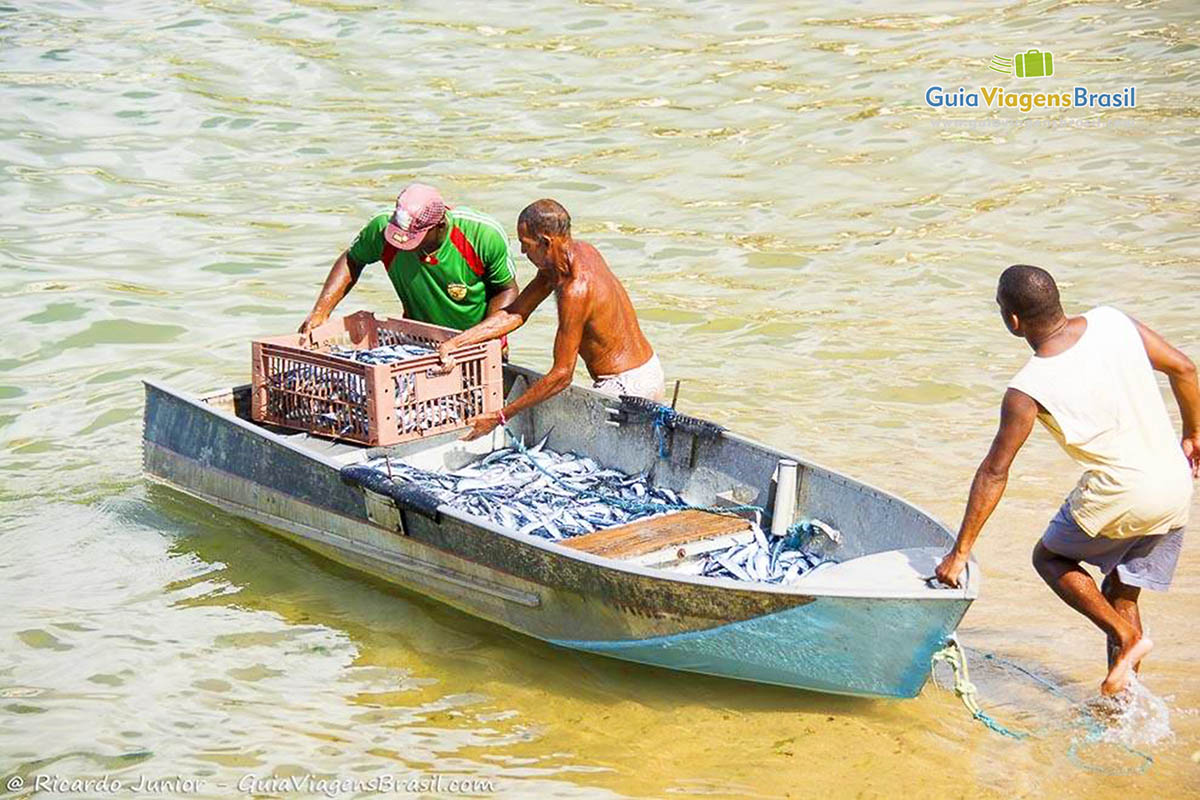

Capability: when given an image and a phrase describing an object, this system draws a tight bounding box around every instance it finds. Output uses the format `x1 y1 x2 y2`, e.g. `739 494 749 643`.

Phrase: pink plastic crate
251 310 502 446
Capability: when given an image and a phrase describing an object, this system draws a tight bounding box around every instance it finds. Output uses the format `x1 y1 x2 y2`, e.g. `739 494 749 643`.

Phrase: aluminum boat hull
141 367 976 699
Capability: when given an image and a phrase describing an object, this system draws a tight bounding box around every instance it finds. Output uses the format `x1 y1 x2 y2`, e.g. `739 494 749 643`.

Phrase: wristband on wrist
498 409 507 427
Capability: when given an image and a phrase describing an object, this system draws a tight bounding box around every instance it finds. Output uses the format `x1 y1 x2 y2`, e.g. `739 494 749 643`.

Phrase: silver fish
699 519 843 586
366 443 843 584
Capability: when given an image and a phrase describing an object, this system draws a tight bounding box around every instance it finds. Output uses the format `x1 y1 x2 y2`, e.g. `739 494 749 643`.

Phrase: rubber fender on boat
340 464 443 522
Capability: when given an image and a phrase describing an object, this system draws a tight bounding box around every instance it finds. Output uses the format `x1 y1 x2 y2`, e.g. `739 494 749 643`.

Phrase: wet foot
1084 691 1130 723
1101 636 1153 696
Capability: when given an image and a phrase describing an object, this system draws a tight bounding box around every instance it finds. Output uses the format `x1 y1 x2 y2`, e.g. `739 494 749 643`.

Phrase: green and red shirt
347 207 516 331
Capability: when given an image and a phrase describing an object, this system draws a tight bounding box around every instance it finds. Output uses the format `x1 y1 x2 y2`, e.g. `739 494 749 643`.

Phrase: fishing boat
141 365 978 699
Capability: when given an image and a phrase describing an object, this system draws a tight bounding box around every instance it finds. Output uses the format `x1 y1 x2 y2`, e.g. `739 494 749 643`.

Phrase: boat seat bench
561 509 751 559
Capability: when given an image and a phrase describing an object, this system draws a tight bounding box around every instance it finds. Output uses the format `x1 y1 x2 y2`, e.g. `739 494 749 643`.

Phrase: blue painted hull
552 592 969 698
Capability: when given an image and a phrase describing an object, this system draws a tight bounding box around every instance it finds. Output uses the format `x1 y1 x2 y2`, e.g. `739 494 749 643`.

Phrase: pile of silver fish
329 342 435 364
368 437 684 539
331 343 482 433
369 440 839 585
697 519 840 584
265 363 370 436
267 342 482 437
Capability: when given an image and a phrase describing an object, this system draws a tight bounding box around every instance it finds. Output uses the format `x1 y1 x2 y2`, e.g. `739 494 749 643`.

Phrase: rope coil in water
931 637 1029 740
931 637 1155 775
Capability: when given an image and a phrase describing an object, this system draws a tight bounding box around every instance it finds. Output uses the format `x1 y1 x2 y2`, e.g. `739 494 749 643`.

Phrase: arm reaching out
484 278 520 321
935 388 1038 588
300 250 364 334
461 281 588 441
437 271 554 371
1133 317 1200 477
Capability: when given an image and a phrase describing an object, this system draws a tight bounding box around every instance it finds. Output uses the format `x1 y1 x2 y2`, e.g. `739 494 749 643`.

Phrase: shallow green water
2 1 1198 797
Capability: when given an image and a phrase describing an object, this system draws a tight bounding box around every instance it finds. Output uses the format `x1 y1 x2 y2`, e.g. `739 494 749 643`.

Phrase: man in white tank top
935 265 1198 696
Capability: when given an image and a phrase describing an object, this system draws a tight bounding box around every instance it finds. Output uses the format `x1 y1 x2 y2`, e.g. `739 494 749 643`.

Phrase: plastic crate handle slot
414 364 464 397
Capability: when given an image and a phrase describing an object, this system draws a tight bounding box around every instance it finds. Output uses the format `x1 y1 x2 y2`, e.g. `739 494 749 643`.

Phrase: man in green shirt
300 183 519 334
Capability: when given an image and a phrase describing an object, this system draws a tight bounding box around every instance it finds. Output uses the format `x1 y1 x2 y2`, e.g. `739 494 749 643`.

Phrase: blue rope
651 406 676 458
976 711 1029 740
935 641 1154 775
978 651 1155 775
930 640 1028 741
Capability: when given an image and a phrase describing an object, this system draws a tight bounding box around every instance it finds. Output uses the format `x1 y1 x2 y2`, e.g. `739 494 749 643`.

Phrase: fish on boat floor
366 438 843 586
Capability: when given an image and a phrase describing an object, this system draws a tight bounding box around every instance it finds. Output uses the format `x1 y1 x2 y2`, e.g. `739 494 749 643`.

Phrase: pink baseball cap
384 183 446 250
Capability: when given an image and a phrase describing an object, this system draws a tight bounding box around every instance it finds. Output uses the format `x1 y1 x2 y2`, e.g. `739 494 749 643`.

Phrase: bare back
556 240 654 379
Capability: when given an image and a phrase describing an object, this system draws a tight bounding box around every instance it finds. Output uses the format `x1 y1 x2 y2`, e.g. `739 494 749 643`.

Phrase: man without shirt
936 265 1198 695
436 199 664 441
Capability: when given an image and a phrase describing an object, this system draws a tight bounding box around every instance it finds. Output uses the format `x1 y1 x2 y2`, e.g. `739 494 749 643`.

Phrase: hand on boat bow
933 551 969 588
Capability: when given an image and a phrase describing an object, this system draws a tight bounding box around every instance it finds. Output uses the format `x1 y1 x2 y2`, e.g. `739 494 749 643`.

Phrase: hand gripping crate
251 310 502 446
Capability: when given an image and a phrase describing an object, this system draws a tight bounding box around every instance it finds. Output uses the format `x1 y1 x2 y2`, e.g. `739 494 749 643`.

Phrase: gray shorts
1040 502 1184 591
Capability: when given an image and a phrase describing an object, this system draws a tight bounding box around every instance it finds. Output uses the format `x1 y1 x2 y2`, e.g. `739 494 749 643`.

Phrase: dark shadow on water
140 483 879 718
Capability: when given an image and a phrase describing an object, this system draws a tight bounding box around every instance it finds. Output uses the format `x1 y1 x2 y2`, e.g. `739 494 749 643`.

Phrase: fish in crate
251 311 502 446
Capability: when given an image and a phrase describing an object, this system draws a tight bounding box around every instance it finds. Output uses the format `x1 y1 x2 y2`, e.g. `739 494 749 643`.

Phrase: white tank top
1009 306 1192 539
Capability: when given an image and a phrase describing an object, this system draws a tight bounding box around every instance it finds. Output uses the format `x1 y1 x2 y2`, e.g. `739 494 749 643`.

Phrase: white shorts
592 353 665 402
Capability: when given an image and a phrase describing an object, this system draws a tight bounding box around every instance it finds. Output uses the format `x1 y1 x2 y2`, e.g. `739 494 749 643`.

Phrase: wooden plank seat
561 509 751 560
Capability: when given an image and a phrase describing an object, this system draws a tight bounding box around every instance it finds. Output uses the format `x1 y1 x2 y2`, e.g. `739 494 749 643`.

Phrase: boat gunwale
145 377 978 602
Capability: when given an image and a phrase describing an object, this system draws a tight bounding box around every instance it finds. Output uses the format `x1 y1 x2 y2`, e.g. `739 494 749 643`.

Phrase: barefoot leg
1032 542 1143 693
1102 572 1143 671
1103 636 1153 696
